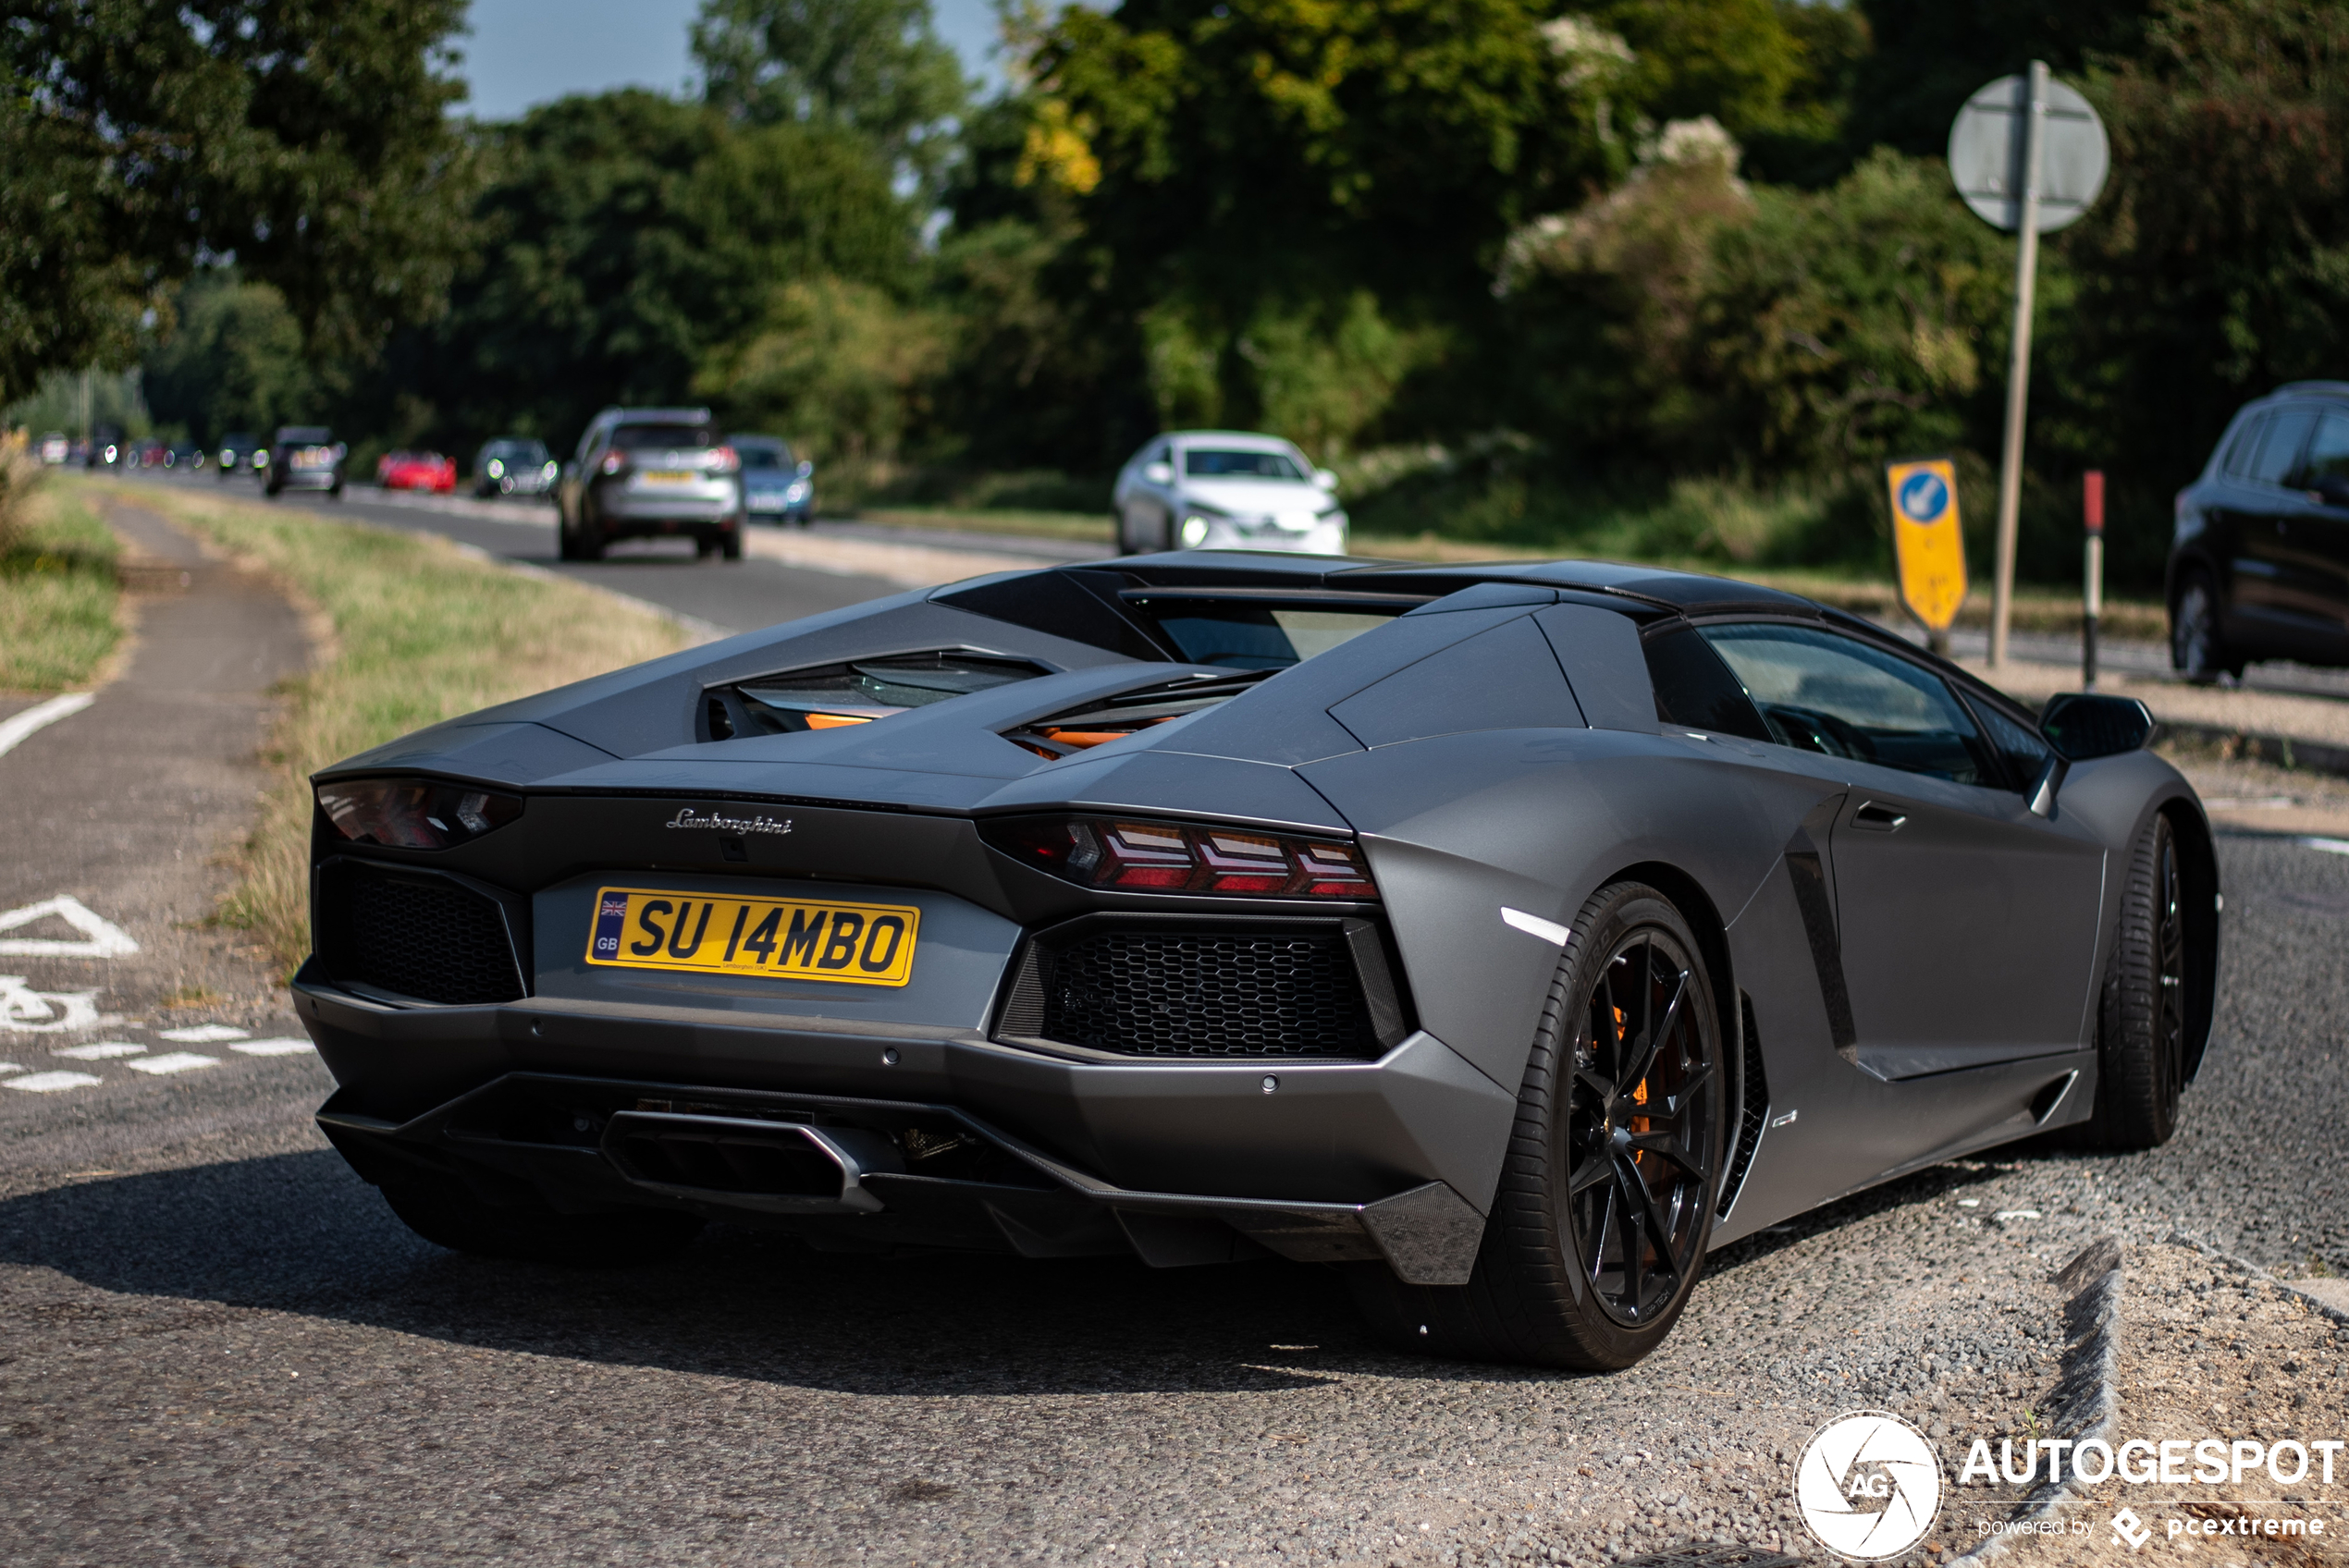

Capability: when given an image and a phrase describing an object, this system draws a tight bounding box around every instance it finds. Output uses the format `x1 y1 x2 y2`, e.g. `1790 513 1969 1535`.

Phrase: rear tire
1349 882 1725 1368
2083 812 2189 1149
719 530 742 560
378 1173 702 1266
2171 571 2238 682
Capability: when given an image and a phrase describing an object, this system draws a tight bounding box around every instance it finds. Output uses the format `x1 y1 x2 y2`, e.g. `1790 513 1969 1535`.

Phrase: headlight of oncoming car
981 815 1376 900
315 778 524 850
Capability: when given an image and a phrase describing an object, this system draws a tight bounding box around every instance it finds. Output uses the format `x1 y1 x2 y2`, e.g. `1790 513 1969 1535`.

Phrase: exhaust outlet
601 1110 903 1213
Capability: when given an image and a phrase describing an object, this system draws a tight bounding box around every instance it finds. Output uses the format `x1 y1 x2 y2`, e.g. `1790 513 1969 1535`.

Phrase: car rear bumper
291 962 1506 1280
274 471 339 491
592 479 740 524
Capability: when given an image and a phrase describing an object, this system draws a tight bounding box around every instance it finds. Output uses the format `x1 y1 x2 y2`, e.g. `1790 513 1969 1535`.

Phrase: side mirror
1143 460 1174 486
2308 473 2349 507
795 459 814 478
2039 692 2155 761
1314 468 1338 490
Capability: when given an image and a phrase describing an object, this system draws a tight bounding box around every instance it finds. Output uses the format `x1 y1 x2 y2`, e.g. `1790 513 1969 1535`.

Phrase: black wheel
1350 882 1726 1368
573 511 607 561
719 530 742 560
2171 572 2238 682
2084 812 2189 1148
557 516 582 561
378 1173 702 1266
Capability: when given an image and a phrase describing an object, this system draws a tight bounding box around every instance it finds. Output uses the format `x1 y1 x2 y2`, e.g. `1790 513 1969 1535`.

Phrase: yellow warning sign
1885 458 1968 631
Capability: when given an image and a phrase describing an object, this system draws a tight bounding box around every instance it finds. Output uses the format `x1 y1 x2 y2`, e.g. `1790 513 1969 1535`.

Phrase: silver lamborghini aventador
294 552 2217 1368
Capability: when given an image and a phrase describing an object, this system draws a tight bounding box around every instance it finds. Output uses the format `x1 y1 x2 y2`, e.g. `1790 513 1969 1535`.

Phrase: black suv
2170 381 2349 679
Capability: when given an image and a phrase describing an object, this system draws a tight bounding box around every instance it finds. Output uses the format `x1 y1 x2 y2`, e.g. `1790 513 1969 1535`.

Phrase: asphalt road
131 469 916 637
6 485 2346 1565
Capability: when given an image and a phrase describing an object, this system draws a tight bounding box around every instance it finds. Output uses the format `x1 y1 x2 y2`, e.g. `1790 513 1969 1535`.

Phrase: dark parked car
728 433 814 524
217 432 262 478
264 426 345 498
2169 380 2349 679
474 437 557 500
557 407 744 560
294 551 2216 1369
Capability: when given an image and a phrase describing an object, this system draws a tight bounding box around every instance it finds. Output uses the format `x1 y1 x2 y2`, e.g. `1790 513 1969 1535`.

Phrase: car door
2287 409 2349 664
1697 620 2107 1080
2228 404 2322 657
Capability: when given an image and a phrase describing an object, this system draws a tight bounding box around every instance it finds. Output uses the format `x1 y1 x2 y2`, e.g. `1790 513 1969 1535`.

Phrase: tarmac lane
3 497 2345 1563
0 500 333 1180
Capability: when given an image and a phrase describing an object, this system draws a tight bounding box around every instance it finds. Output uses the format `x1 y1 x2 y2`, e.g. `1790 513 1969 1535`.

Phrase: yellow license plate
638 470 697 485
585 887 919 986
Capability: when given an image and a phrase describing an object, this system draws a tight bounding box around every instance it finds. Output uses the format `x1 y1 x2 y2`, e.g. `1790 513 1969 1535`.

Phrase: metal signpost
1885 457 1968 653
1949 64 2109 668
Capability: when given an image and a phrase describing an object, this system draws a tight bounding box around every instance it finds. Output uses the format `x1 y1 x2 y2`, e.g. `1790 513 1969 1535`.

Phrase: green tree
692 0 968 194
143 271 314 447
390 90 914 454
1845 0 2154 158
0 0 478 402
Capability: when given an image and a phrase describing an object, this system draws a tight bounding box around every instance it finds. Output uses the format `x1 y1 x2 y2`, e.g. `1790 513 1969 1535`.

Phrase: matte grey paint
297 551 2218 1284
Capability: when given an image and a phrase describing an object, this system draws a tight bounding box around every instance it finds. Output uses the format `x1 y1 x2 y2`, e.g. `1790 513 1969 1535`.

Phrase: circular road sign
1949 73 2109 233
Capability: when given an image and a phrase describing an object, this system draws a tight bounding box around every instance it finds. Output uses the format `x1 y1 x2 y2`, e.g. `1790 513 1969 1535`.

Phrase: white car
1113 431 1348 555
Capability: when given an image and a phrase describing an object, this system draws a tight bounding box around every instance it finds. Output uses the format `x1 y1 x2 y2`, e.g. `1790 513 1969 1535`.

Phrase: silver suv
558 407 745 561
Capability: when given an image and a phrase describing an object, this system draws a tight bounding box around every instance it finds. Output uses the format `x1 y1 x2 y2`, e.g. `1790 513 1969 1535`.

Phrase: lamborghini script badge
665 807 793 836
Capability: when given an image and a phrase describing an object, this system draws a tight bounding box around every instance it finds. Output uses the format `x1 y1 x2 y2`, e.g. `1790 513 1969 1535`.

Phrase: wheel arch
1595 858 1740 1084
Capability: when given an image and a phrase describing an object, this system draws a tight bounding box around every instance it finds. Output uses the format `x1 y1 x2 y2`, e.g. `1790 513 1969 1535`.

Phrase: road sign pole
2083 469 2104 690
1989 59 2048 671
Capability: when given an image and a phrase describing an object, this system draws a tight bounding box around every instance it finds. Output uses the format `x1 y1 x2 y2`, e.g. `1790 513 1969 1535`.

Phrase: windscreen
1138 604 1401 670
1184 448 1306 481
491 440 549 463
735 441 793 469
278 427 330 445
611 423 714 451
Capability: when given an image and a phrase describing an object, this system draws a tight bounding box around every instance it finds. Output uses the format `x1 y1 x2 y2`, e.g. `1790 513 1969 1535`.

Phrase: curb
1952 1236 2124 1564
2155 721 2349 782
2161 1230 2349 1331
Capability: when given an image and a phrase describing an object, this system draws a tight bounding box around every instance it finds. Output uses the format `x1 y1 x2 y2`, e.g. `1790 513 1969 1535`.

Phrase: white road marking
6 1071 103 1093
0 894 139 958
156 1024 249 1043
124 1051 221 1074
53 1040 145 1060
2297 836 2349 856
0 1062 21 1073
1500 907 1572 946
0 977 109 1033
1996 1209 2044 1221
0 692 95 760
229 1037 314 1056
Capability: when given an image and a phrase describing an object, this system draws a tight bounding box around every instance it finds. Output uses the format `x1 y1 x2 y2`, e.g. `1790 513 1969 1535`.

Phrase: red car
377 450 457 494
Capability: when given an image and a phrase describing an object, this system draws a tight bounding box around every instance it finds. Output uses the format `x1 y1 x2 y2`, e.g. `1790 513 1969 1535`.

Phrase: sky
455 0 1009 121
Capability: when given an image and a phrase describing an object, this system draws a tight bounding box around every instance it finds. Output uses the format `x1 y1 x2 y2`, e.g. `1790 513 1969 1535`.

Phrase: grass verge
93 480 686 974
0 484 123 691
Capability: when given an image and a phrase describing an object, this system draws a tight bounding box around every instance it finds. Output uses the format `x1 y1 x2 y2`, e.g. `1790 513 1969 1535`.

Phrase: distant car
557 406 744 561
378 450 457 494
163 443 205 470
37 432 68 465
1113 431 1348 555
217 432 262 479
728 434 815 524
264 426 346 498
473 437 557 500
2169 380 2349 679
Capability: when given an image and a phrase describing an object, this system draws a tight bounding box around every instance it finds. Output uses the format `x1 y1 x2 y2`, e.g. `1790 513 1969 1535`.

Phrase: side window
1642 625 1771 741
1697 622 1991 786
2249 408 2318 486
1965 697 2052 791
2221 415 2268 478
2304 412 2349 492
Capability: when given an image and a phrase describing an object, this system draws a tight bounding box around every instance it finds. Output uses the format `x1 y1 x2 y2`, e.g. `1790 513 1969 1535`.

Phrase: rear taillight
710 445 740 474
599 450 627 475
315 777 524 850
980 815 1377 900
